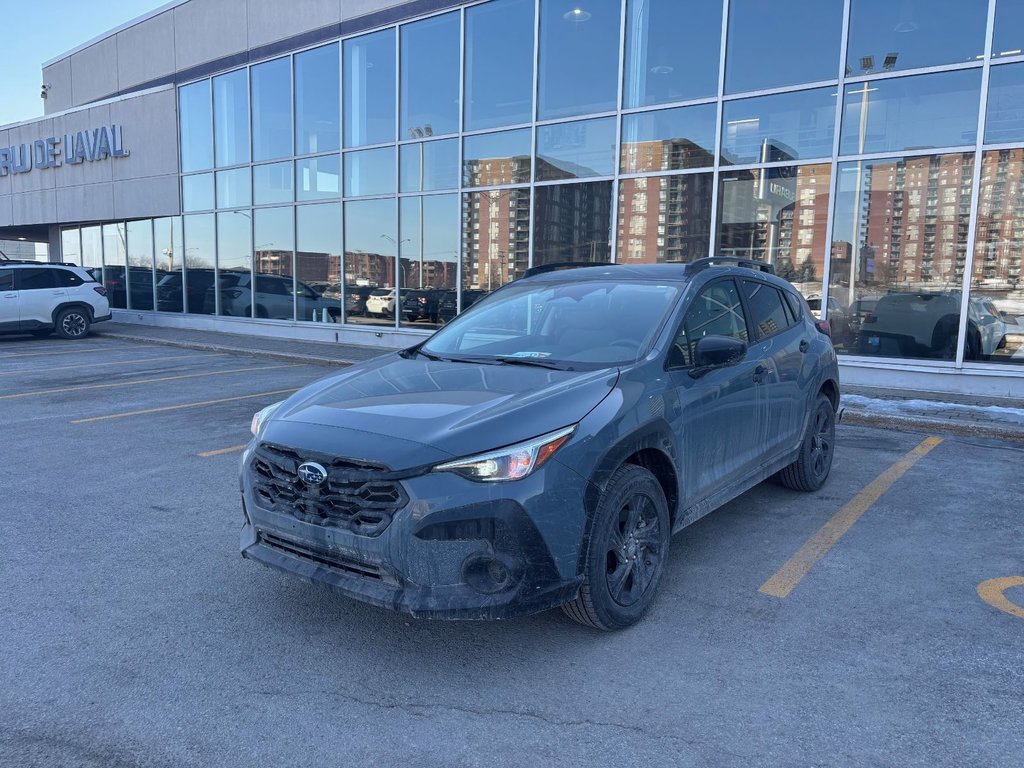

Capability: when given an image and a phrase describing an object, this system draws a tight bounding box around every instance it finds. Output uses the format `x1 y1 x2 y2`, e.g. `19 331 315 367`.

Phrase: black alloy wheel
563 464 670 630
55 308 90 339
776 393 835 492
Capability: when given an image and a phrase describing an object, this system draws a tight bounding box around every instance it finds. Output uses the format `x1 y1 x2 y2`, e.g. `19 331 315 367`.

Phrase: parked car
365 288 396 317
857 291 1007 360
241 258 840 630
88 265 157 310
401 288 446 323
437 289 489 324
806 295 852 347
156 268 215 314
205 273 340 321
0 260 111 339
344 285 374 317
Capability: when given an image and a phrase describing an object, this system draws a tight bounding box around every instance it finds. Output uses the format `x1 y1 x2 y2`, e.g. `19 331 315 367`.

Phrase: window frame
666 277 750 370
738 277 799 342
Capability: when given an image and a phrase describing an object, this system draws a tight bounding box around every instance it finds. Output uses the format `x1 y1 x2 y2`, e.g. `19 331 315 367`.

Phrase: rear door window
0 269 13 291
15 268 58 290
740 279 794 340
53 269 85 287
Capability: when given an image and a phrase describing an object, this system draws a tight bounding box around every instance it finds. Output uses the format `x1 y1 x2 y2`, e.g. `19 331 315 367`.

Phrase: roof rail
684 257 776 275
0 259 79 267
521 261 614 279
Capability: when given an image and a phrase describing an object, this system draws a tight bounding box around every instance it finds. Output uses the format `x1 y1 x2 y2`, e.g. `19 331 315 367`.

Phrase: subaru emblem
297 461 328 486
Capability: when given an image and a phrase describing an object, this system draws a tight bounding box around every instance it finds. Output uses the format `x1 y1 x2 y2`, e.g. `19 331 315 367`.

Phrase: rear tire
562 464 670 631
777 394 835 492
54 308 91 340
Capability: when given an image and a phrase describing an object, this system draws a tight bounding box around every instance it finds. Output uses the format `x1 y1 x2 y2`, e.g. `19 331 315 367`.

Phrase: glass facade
48 0 1017 374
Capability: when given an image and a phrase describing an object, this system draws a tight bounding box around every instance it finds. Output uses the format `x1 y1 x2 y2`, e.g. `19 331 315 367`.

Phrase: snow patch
841 394 1024 425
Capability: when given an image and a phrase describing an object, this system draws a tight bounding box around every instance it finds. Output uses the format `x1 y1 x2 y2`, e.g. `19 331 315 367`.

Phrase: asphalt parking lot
1 333 1022 768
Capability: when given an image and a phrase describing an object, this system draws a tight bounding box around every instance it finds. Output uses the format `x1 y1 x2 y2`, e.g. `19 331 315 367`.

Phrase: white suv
0 261 112 340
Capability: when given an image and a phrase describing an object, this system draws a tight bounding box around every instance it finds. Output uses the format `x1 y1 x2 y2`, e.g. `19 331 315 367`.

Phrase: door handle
2 293 17 299
799 339 810 353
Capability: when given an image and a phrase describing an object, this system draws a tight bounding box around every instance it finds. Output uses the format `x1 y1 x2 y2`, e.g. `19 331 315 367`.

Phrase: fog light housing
462 554 520 594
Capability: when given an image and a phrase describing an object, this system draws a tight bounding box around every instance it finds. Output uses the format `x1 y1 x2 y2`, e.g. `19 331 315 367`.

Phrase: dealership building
2 0 1023 395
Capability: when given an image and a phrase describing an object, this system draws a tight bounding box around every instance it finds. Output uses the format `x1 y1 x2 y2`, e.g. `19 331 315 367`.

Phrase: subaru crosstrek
240 259 840 629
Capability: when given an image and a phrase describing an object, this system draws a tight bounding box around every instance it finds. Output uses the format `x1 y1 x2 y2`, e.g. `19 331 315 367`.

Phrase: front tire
562 464 670 631
55 308 91 340
777 394 835 492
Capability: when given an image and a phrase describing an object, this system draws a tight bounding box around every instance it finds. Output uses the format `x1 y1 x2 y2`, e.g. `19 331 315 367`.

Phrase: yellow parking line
198 444 248 458
759 436 943 599
977 576 1024 620
72 388 297 424
1 364 294 399
0 353 224 375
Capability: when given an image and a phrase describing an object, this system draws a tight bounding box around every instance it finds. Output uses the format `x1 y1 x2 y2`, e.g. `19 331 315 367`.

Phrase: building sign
0 124 129 176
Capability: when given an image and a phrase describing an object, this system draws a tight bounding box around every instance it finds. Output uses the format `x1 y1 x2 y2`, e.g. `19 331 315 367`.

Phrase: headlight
250 401 285 436
433 425 576 482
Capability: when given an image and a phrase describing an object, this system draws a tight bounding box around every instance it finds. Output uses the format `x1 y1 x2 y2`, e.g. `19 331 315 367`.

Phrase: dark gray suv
240 259 840 629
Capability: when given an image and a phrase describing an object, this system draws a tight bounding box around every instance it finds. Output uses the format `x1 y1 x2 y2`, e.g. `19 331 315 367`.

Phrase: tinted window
251 57 292 161
625 0 722 108
183 173 214 212
253 161 293 205
464 0 535 131
847 0 986 75
985 64 1024 145
297 155 341 201
401 12 460 138
400 139 459 192
53 269 85 287
344 30 396 147
463 129 532 186
617 174 713 263
0 269 13 291
344 147 395 196
213 69 249 167
179 80 213 172
16 268 58 290
536 118 617 181
742 280 795 338
721 88 836 165
726 0 843 93
840 70 981 155
993 0 1024 58
538 0 621 120
216 167 251 208
621 104 717 173
533 181 613 265
295 43 340 155
674 279 747 366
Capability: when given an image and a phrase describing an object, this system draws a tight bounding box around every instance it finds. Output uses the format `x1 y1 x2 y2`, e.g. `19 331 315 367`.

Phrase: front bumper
239 444 590 620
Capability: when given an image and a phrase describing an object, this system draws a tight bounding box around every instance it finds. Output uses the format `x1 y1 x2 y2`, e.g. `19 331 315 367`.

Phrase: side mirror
689 335 747 378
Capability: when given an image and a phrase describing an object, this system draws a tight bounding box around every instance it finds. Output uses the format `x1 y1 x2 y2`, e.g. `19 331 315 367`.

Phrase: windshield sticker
508 351 552 358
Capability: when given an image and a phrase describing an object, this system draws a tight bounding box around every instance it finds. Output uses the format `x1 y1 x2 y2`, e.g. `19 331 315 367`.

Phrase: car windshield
421 279 681 369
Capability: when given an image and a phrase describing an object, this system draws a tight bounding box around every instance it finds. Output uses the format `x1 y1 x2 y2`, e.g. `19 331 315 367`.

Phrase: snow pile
841 394 1024 425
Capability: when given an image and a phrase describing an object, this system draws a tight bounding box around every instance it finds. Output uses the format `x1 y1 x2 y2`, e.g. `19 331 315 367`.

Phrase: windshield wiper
493 356 573 371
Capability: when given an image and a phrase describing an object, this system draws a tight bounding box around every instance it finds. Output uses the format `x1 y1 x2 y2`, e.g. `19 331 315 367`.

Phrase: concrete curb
95 330 358 368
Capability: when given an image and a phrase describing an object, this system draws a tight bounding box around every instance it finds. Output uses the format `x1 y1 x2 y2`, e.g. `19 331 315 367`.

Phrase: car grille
250 442 408 537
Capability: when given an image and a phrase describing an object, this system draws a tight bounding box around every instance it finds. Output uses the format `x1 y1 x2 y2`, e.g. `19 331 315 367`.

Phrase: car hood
262 354 619 469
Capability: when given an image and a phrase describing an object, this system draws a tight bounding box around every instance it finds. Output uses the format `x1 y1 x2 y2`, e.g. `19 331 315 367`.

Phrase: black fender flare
577 419 679 574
